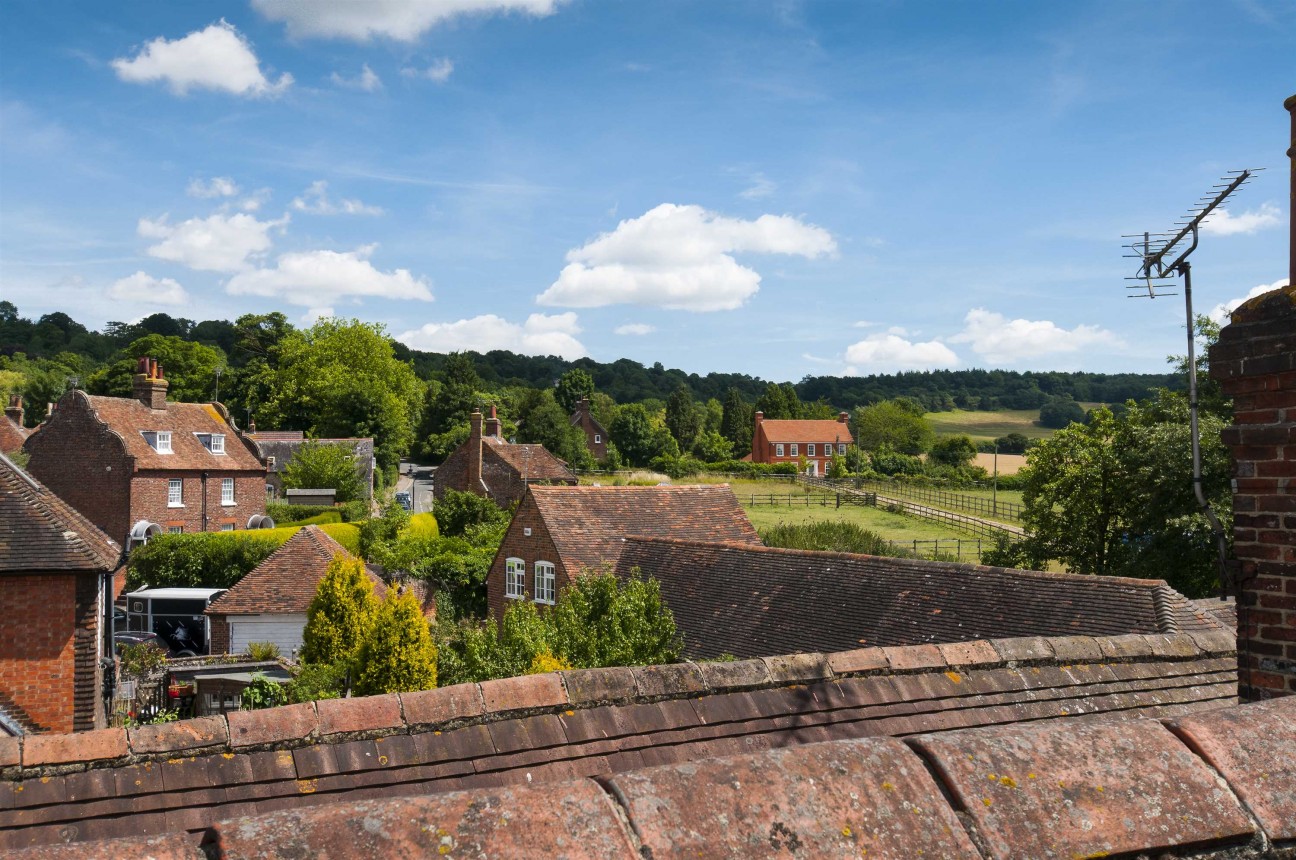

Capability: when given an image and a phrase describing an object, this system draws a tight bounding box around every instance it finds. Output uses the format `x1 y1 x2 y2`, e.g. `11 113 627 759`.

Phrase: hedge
126 522 362 590
404 512 439 539
267 500 368 525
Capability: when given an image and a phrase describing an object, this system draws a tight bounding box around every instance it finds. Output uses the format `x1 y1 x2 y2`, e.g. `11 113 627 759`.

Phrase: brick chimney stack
4 395 22 428
132 356 169 410
485 404 502 438
467 410 485 496
838 411 850 424
752 411 764 461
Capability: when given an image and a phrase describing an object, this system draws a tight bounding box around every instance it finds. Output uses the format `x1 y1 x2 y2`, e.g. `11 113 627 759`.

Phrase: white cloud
226 245 433 305
614 323 655 336
291 180 384 216
330 64 382 91
240 188 272 212
401 58 454 83
398 312 586 359
538 203 836 312
843 334 959 373
1208 279 1290 325
1201 203 1281 237
138 212 286 272
948 308 1119 364
886 325 909 336
112 21 292 97
301 307 335 325
187 176 239 198
107 271 189 305
739 172 776 200
253 0 564 41
852 320 878 328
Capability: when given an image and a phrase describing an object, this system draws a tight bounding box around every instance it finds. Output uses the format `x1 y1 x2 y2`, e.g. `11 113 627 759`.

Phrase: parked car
395 491 413 511
113 629 171 657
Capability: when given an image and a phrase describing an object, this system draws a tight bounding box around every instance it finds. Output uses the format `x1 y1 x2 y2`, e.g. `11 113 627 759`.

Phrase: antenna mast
1123 168 1261 596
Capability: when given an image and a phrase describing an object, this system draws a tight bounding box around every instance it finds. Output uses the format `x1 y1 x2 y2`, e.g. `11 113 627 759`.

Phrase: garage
228 614 308 657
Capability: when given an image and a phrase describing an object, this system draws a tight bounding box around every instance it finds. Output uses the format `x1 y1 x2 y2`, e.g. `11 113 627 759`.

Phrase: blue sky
2 1 1292 381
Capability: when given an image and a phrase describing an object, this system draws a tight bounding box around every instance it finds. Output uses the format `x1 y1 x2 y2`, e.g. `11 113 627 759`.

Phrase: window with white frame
534 561 556 604
775 443 785 457
168 479 183 507
221 477 235 505
143 431 173 453
594 434 601 444
505 558 525 598
220 523 235 532
807 443 816 456
838 443 847 454
790 443 799 456
168 525 183 534
196 433 226 454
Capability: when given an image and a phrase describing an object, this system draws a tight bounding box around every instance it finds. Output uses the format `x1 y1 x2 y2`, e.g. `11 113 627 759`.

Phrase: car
395 491 413 511
113 629 171 657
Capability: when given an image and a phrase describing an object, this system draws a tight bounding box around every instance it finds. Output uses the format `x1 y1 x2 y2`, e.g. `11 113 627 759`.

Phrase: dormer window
196 432 226 454
142 431 172 453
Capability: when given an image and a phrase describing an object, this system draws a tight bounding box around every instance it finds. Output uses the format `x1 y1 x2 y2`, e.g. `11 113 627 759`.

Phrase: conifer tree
353 588 438 695
301 554 379 666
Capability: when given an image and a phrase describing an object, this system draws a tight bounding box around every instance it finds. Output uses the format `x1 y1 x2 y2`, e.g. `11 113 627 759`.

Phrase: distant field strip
925 408 1053 441
795 476 1023 540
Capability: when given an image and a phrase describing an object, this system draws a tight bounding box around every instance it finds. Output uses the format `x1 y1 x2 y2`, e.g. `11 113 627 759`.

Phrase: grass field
925 408 1052 442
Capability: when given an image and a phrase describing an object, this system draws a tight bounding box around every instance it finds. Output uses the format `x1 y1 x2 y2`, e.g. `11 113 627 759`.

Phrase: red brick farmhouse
750 410 853 476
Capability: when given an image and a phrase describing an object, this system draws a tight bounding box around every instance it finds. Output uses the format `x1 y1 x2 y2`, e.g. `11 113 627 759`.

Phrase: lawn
925 409 1053 442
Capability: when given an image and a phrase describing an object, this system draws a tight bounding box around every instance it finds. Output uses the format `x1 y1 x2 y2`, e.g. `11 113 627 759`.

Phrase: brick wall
433 443 472 503
23 393 134 543
1209 282 1296 699
130 472 266 534
487 493 567 621
0 573 101 733
209 616 231 655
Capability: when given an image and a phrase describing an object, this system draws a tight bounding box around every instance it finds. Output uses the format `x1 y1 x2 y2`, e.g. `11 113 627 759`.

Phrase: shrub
760 521 898 556
268 500 368 525
527 651 571 675
404 512 439 539
433 489 508 538
245 641 281 661
284 511 343 526
240 673 287 710
119 642 167 678
353 588 438 695
301 555 379 666
282 440 365 503
285 662 346 703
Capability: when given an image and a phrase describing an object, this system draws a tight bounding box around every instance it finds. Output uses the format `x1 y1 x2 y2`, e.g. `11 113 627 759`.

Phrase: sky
1 1 1293 382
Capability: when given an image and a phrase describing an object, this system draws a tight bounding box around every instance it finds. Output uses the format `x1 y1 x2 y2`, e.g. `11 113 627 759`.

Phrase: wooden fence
850 479 1023 522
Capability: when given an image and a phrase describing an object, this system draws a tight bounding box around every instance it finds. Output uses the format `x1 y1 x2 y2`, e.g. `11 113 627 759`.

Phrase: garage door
229 614 307 657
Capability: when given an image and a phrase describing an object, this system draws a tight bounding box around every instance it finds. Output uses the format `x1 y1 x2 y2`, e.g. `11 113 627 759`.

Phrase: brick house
205 526 387 657
750 411 854 476
0 395 29 456
249 431 376 501
22 358 268 546
0 452 120 734
568 398 607 461
486 484 759 620
435 408 577 509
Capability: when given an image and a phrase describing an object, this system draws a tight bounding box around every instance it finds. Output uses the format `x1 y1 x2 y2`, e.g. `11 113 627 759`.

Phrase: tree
418 352 481 462
549 569 681 669
516 389 592 469
434 489 510 538
1038 396 1086 429
852 400 933 455
720 387 753 456
301 555 380 666
555 368 595 414
929 435 977 468
693 431 733 463
282 440 365 502
609 403 659 467
87 334 227 403
353 588 438 695
665 385 702 452
259 319 422 476
994 433 1031 455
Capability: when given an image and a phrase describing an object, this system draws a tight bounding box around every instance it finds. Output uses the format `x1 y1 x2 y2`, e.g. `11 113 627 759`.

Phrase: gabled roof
757 418 854 445
79 392 263 472
251 435 374 478
0 416 28 455
526 484 760 574
483 437 576 482
614 537 1224 659
569 407 607 435
205 526 385 616
0 452 120 572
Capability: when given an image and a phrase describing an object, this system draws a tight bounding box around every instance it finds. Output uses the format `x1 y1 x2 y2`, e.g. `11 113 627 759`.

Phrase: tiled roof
757 418 854 445
615 538 1223 659
0 452 120 572
251 436 373 481
0 629 1251 854
0 416 28 455
483 437 577 482
1192 596 1237 632
205 526 385 616
247 431 305 443
80 393 264 472
528 484 760 573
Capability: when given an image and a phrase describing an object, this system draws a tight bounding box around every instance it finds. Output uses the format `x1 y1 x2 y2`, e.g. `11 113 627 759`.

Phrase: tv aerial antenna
1122 168 1261 596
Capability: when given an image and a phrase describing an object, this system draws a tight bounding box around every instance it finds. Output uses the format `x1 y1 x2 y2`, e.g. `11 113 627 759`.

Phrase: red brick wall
209 616 231 655
24 392 134 543
130 472 265 534
0 573 101 733
1209 283 1296 700
487 493 568 622
433 444 472 502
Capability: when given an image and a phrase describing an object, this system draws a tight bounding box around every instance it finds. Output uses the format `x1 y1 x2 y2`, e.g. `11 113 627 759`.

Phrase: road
396 461 436 513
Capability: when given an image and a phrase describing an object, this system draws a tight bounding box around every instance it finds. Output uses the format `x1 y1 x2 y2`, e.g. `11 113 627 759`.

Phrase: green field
925 409 1053 442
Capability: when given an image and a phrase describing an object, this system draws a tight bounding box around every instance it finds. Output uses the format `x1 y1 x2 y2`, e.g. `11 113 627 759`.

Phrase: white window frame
534 561 556 605
209 433 225 454
144 430 173 453
807 443 815 456
594 434 601 444
838 443 847 454
220 523 235 532
790 443 799 456
505 558 525 599
168 478 183 507
775 443 785 457
168 525 183 535
221 477 235 506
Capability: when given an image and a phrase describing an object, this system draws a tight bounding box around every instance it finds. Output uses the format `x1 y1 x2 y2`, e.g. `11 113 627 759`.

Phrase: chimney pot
838 411 850 423
133 355 169 409
4 395 23 428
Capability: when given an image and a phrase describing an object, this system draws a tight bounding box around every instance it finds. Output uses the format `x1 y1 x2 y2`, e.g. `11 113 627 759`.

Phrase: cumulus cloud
107 271 189 305
843 334 959 373
226 245 432 305
401 58 454 83
139 212 286 272
1201 203 1281 237
330 64 382 91
398 312 587 359
301 307 335 324
614 323 655 336
252 0 564 41
187 176 239 198
538 203 836 312
1208 279 1290 324
112 20 292 97
291 180 384 216
948 308 1119 364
